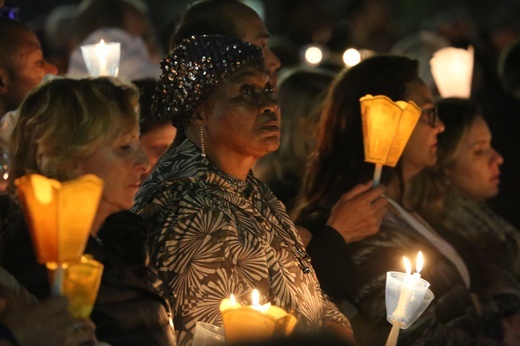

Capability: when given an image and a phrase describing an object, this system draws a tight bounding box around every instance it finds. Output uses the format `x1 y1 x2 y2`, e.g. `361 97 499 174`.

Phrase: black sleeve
306 225 360 304
0 218 50 300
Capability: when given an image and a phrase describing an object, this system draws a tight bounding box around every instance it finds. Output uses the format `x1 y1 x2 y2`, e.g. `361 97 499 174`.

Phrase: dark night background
4 0 520 228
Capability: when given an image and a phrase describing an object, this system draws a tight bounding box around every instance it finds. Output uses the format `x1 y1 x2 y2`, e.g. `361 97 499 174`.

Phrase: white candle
393 256 414 318
413 251 423 278
96 39 108 76
251 289 271 313
392 252 427 319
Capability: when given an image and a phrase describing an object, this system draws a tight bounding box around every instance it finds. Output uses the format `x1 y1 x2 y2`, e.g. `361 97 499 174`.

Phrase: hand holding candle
219 289 297 343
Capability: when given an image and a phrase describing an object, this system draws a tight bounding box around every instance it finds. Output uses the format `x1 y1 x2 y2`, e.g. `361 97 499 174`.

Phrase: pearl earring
200 126 206 157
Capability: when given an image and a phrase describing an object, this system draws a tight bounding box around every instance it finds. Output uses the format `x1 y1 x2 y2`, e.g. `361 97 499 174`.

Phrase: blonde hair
10 77 139 184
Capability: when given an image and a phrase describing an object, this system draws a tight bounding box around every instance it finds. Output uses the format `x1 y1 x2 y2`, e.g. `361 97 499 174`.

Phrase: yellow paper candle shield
361 94 421 167
15 174 104 264
219 292 297 343
61 255 104 319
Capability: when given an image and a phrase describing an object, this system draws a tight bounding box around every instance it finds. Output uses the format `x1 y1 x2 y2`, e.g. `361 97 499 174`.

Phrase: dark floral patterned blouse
132 139 350 345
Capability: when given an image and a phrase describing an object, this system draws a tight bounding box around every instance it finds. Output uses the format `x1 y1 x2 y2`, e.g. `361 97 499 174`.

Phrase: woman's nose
135 145 151 173
260 93 279 114
435 116 445 133
492 148 504 166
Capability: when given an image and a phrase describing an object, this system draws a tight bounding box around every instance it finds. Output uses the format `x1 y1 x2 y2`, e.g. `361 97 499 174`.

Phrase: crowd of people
0 0 520 345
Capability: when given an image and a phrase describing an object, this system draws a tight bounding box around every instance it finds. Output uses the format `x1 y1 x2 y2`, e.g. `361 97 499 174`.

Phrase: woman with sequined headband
131 35 356 345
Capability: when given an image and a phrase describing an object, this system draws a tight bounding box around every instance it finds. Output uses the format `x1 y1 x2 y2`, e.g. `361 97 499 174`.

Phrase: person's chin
483 188 499 201
120 200 134 211
490 182 500 195
263 136 280 152
425 155 438 167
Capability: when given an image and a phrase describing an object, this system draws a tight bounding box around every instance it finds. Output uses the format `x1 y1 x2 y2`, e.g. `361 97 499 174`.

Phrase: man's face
3 31 57 111
233 9 281 83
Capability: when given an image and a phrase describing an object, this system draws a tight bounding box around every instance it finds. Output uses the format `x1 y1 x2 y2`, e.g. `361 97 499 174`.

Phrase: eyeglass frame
420 106 439 127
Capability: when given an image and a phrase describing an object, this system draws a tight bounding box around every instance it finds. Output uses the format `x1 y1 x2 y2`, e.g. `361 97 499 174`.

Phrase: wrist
323 224 350 244
325 223 351 244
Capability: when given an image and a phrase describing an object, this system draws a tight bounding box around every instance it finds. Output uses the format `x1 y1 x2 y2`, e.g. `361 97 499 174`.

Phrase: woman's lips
261 125 280 131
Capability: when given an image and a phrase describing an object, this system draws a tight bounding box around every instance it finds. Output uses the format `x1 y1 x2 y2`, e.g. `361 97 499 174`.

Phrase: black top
0 210 177 346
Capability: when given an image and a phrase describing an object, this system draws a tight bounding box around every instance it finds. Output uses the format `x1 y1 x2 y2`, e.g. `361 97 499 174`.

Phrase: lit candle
414 251 423 278
251 289 271 313
219 289 296 343
393 252 426 319
392 256 414 319
385 253 431 346
80 40 120 77
219 293 239 312
96 39 108 76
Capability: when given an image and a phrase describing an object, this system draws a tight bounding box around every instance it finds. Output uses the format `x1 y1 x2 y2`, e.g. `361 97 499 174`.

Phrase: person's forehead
227 64 268 83
15 32 42 57
232 9 269 43
406 79 433 107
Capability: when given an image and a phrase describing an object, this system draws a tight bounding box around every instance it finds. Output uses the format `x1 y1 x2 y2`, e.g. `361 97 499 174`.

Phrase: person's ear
194 104 208 127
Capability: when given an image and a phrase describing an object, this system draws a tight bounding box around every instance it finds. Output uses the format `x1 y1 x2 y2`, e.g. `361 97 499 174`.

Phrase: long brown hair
292 55 419 225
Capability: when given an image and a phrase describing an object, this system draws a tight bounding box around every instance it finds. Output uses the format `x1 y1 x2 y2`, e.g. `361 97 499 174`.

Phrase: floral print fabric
132 139 349 345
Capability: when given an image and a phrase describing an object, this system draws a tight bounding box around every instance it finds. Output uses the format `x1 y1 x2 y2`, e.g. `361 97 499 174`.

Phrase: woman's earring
200 126 206 157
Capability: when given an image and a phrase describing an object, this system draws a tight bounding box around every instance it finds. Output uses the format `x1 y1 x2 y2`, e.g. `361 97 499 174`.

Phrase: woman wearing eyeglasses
292 55 508 344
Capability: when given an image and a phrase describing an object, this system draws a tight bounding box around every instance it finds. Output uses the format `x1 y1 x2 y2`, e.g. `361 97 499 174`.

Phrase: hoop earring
200 126 206 157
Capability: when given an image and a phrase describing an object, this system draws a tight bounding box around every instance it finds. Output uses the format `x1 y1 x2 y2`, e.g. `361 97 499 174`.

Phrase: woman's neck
186 128 256 181
386 173 414 210
206 146 256 181
385 178 401 201
90 204 111 237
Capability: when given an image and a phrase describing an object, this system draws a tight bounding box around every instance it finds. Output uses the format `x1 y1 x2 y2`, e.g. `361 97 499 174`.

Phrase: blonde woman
1 77 176 345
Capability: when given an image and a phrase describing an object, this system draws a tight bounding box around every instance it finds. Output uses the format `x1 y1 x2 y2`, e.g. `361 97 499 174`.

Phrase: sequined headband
152 35 264 128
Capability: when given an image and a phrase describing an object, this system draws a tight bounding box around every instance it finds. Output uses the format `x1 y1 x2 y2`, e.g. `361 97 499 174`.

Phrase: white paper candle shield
430 46 474 98
80 39 121 77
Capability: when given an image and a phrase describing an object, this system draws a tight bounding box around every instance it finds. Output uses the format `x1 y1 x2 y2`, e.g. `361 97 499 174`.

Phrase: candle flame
403 256 412 275
96 39 108 61
252 289 260 306
416 251 424 274
230 294 236 305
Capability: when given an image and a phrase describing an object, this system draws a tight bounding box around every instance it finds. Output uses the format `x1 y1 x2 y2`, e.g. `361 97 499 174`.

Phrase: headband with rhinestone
152 35 264 128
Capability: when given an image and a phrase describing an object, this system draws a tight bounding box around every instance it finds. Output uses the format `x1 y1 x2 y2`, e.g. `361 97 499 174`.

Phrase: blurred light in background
342 48 376 68
343 48 361 67
304 45 324 65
